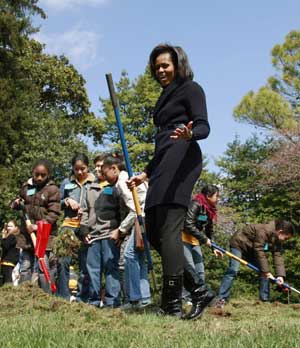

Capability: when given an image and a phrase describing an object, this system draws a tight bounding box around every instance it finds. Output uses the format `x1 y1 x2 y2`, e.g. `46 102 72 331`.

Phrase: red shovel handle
39 258 57 293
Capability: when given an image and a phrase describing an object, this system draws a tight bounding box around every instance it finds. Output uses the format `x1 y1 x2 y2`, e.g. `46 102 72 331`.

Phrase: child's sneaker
137 299 152 308
215 298 226 308
122 301 139 310
122 299 151 310
70 295 77 303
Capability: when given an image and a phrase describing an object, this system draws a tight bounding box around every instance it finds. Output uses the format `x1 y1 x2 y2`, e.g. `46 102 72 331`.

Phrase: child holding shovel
215 220 295 307
182 184 223 320
11 159 60 292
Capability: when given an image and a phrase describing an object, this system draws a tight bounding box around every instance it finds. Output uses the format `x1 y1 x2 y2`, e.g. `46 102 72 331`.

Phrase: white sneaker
215 298 226 308
70 295 77 303
138 299 151 308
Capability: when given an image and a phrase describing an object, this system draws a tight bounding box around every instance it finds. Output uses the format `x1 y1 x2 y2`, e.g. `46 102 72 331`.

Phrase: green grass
1 283 300 348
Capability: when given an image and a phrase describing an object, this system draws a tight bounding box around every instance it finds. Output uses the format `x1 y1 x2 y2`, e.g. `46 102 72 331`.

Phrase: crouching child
215 220 295 307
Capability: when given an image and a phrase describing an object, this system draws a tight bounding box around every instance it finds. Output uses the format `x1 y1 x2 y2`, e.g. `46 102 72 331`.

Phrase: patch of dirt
271 301 285 307
209 307 232 317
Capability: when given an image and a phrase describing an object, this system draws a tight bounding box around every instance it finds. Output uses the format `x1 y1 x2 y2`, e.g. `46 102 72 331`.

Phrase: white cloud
36 27 101 70
43 0 109 11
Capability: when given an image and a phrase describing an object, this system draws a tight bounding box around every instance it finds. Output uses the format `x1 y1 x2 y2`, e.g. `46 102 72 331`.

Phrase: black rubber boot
160 275 183 318
184 286 215 320
182 271 215 320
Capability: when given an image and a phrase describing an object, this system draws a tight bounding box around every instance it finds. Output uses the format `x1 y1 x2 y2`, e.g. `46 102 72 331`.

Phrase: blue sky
35 0 300 171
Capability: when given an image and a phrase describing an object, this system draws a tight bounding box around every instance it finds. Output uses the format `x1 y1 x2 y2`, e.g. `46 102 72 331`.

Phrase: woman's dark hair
32 159 53 176
201 184 219 197
174 46 194 80
102 152 126 171
149 43 194 82
71 153 89 168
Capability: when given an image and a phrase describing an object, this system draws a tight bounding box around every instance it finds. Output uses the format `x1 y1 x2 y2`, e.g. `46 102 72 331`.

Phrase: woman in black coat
128 44 210 318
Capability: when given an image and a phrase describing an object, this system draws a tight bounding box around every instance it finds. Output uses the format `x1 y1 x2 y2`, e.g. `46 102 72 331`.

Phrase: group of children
1 153 151 309
0 153 297 316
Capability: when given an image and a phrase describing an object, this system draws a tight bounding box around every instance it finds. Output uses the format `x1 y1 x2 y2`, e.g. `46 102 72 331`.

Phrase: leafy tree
0 1 103 223
217 135 272 221
232 31 300 190
234 30 300 132
227 31 300 225
192 155 222 194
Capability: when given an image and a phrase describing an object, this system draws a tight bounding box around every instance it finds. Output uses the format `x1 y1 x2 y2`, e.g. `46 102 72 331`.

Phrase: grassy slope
1 283 300 348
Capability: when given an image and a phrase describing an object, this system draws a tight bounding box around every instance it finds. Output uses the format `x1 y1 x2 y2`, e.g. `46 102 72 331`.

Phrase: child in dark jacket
0 221 20 284
182 184 222 320
80 154 128 308
215 220 295 307
183 185 221 281
11 159 60 293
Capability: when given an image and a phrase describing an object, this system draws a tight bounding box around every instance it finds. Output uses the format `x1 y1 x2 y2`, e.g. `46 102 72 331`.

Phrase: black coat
1 235 19 266
145 78 210 210
184 200 214 244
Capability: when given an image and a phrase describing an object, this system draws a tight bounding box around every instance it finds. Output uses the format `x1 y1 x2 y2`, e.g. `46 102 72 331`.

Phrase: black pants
145 204 186 276
1 265 14 284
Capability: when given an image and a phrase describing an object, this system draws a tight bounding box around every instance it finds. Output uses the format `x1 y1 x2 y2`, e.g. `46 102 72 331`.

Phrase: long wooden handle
105 73 154 271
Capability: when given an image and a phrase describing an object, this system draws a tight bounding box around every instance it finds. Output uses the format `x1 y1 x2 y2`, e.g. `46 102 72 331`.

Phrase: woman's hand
206 239 223 257
205 238 211 248
170 121 193 140
127 172 147 190
65 198 80 211
206 238 212 247
213 249 223 258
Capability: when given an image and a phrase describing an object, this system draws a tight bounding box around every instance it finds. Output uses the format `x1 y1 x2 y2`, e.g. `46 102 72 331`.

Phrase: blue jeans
124 231 151 302
57 255 72 300
218 247 270 301
183 243 205 282
19 250 34 283
183 242 205 299
86 238 121 307
56 227 90 301
76 244 90 303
